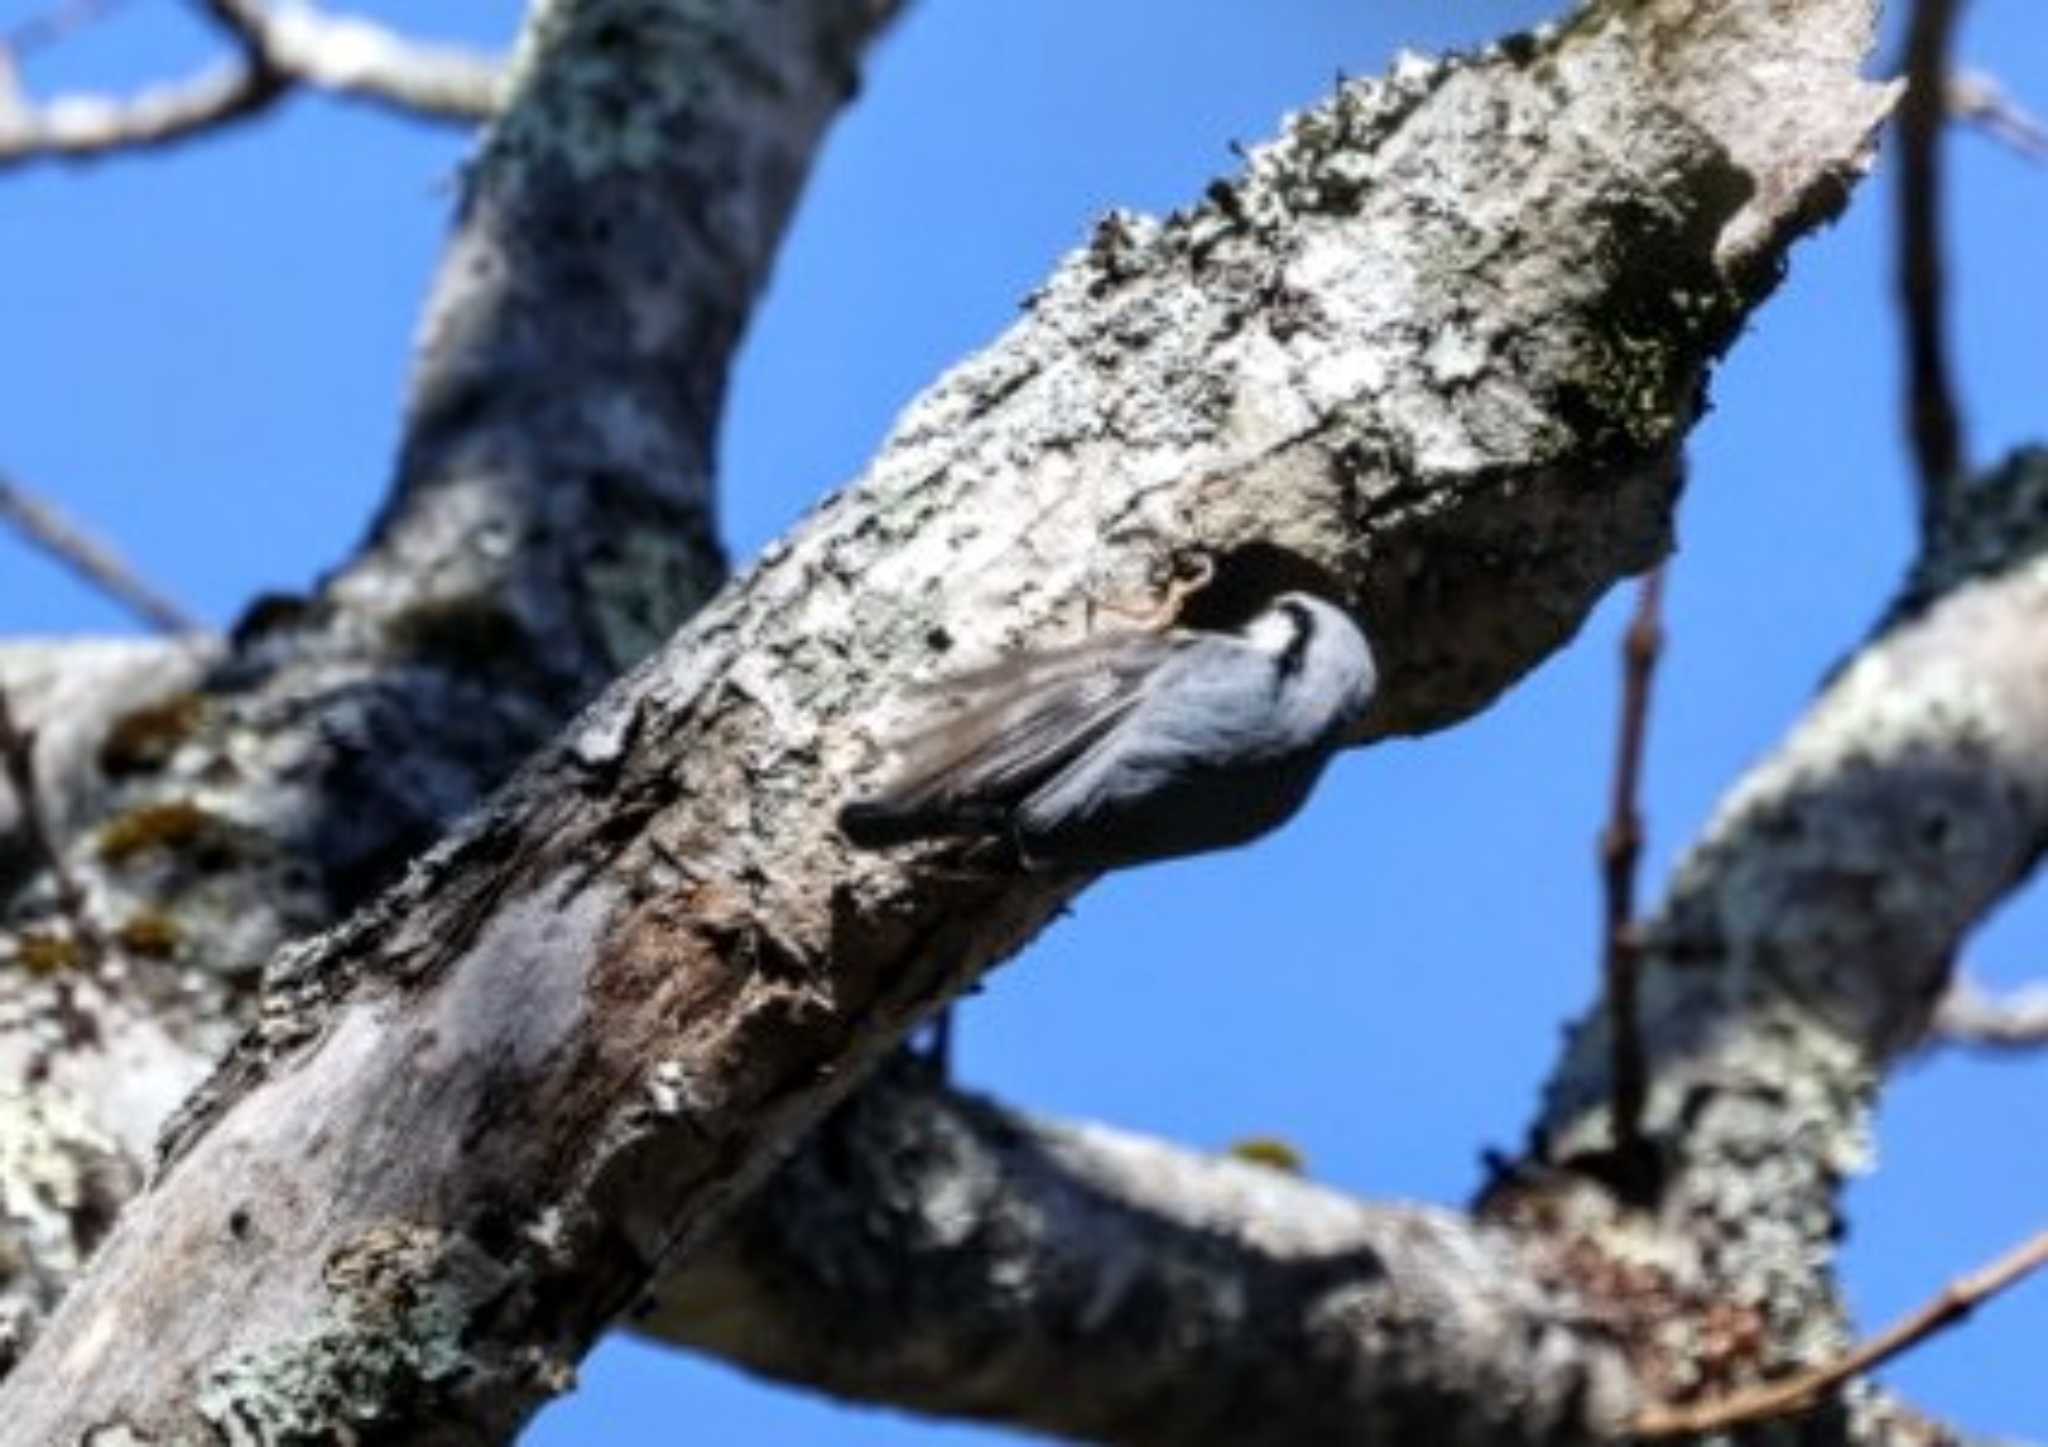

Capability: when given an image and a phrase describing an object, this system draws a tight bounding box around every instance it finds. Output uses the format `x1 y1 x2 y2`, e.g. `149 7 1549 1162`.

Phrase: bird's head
1239 591 1378 728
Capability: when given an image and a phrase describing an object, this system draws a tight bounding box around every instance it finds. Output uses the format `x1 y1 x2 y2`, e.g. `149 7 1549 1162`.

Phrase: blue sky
5 2 2047 1441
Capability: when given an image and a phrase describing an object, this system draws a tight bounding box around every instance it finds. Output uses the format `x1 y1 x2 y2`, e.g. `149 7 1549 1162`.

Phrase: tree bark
0 0 901 1421
0 0 1970 1443
620 448 2048 1444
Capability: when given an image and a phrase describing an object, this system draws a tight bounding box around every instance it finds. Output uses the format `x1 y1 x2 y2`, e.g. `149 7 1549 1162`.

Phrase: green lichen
490 0 734 186
586 526 723 672
197 1223 525 1439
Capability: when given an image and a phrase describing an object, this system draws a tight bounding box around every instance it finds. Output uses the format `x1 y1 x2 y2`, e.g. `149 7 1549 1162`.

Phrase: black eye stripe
1275 600 1313 679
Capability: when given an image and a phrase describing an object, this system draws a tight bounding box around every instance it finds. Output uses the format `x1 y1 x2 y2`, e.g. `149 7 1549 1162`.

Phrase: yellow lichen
98 693 206 778
115 910 182 959
15 929 82 974
1225 1136 1308 1175
97 800 218 865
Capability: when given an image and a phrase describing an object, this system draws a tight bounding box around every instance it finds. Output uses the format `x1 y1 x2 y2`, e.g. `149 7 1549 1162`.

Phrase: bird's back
1013 630 1351 870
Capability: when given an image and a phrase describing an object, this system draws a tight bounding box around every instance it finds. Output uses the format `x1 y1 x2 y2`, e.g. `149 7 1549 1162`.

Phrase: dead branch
0 0 498 168
1949 69 2048 162
1898 0 1971 531
201 0 501 121
1597 563 1666 1169
1928 974 2048 1050
0 471 203 635
0 3 1896 1435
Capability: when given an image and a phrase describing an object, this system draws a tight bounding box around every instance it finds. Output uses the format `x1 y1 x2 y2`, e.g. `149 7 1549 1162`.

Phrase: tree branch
630 449 2048 1446
0 471 203 636
0 0 902 1383
1596 563 1666 1171
1928 974 2048 1051
1528 446 2048 1427
1898 0 1972 533
1948 69 2048 162
647 1061 1641 1446
0 0 499 168
1635 1223 2048 1436
0 1 1896 1438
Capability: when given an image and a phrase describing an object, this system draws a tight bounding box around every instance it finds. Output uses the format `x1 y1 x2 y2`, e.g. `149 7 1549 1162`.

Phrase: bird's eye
1275 600 1314 676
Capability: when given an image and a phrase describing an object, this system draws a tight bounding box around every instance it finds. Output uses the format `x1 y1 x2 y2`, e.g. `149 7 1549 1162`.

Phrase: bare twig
1636 1223 2048 1436
203 0 501 122
0 59 286 162
1926 974 2048 1051
1948 69 2048 162
0 471 203 635
1898 0 1971 534
1598 562 1666 1166
0 0 499 168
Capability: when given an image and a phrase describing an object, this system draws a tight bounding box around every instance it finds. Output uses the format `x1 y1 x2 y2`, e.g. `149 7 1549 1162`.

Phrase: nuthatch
838 592 1376 872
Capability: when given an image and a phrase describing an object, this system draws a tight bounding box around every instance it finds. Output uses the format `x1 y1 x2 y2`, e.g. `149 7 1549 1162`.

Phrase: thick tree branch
0 0 499 168
631 451 2048 1447
651 1062 1641 1446
0 2 1895 1440
1529 447 2048 1424
0 0 900 1386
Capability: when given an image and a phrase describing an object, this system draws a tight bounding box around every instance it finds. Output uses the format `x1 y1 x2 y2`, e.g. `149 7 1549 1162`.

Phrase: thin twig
0 0 498 168
1949 70 2048 162
1926 975 2048 1051
202 0 501 122
1898 0 1971 536
1636 1223 2048 1436
1598 562 1666 1166
0 471 204 635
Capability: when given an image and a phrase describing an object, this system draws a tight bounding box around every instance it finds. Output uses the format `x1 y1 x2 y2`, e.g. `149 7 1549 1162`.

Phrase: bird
838 591 1377 872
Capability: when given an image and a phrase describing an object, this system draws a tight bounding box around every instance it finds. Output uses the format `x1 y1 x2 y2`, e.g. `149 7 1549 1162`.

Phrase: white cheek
1241 614 1293 655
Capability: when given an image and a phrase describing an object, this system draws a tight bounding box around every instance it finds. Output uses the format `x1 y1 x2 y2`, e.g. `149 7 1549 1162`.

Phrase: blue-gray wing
1011 630 1326 866
839 630 1193 848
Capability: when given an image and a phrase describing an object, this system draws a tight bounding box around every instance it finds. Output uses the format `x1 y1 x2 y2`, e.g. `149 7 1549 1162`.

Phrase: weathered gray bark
12 0 2027 1443
628 455 2048 1446
0 0 901 1411
0 0 1899 1439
